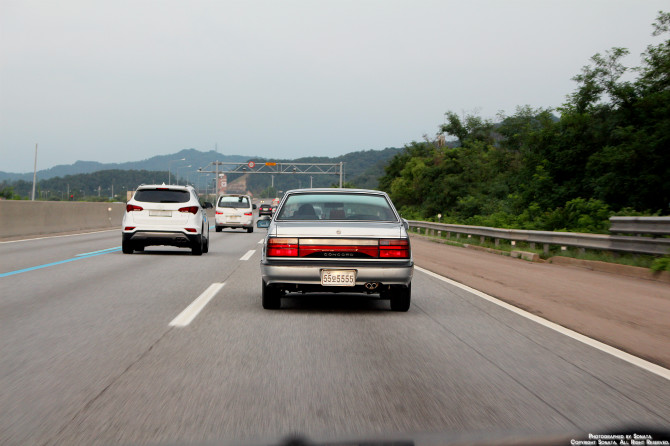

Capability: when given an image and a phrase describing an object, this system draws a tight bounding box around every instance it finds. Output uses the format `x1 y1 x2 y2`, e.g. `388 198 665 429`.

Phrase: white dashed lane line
169 283 225 328
240 250 256 261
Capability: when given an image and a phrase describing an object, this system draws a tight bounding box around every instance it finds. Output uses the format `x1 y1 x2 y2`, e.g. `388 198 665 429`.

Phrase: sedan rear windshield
218 196 250 208
276 193 397 221
133 189 190 203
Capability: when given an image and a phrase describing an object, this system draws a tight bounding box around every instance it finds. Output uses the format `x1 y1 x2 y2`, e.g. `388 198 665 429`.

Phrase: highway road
1 228 669 445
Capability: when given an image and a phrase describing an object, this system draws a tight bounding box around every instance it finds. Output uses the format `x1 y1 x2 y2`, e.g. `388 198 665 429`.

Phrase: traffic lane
0 230 121 275
49 258 669 445
410 235 670 368
0 230 262 446
412 271 670 427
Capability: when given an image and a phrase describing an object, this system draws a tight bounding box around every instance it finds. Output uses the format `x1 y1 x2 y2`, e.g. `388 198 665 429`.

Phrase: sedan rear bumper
260 261 413 287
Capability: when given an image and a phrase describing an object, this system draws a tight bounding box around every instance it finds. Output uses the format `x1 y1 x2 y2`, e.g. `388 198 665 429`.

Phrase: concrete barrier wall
0 201 126 239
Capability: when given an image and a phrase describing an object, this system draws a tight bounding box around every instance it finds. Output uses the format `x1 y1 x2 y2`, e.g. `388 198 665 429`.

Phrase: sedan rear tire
389 283 411 312
262 280 281 310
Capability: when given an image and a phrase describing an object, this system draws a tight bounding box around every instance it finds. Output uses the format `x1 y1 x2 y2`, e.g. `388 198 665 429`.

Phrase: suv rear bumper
123 231 200 247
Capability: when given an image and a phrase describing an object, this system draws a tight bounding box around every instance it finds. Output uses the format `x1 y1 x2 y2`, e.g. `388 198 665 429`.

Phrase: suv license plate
321 270 356 286
149 210 171 217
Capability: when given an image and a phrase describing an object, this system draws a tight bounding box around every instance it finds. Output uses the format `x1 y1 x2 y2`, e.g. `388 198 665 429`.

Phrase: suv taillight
126 204 143 212
267 238 299 257
379 238 410 258
178 206 199 214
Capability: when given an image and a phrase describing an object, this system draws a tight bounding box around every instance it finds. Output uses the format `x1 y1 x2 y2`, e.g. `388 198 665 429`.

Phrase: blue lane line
75 247 121 257
0 248 122 278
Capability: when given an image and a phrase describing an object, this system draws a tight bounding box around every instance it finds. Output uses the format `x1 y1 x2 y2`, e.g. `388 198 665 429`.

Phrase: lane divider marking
240 250 256 261
76 247 122 256
415 265 670 382
0 229 117 244
0 248 122 278
169 283 225 327
258 239 264 244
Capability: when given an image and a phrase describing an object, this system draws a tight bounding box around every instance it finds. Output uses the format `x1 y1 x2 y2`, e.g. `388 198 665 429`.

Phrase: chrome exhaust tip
364 282 379 290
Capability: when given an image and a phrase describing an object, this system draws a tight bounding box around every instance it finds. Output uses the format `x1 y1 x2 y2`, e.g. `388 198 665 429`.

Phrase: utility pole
339 162 343 188
31 144 38 201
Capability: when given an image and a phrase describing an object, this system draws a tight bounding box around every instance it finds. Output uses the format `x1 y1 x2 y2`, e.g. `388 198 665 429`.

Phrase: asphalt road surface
1 228 669 445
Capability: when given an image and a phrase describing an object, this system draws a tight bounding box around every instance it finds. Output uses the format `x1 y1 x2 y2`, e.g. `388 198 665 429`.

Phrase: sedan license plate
321 269 356 286
149 210 171 217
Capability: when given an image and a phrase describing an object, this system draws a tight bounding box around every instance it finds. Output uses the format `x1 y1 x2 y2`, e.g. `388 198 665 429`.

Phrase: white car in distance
215 194 255 232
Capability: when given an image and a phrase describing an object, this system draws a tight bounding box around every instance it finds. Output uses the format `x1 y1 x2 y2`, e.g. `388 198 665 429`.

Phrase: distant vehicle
122 184 211 255
256 188 413 311
258 204 273 216
215 194 255 232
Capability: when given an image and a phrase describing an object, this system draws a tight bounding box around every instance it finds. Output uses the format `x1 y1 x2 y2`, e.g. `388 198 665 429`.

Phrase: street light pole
31 144 38 201
168 157 186 184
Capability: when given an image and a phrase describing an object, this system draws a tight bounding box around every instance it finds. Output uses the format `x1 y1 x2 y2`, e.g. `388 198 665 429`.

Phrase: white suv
215 194 255 232
122 184 212 255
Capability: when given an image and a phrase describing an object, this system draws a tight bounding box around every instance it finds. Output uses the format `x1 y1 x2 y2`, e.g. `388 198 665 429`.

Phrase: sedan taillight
267 238 299 257
178 206 199 214
379 238 410 258
126 204 143 212
244 212 253 216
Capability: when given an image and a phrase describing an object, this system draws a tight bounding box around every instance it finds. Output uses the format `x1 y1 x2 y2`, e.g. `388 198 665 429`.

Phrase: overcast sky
1 0 666 173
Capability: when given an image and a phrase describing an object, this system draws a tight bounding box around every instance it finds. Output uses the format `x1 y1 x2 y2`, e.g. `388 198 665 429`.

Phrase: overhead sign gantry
197 161 345 189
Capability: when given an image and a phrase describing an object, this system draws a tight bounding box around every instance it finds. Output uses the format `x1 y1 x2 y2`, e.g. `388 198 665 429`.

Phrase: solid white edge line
258 238 264 244
169 283 225 328
0 229 117 244
415 265 670 381
240 250 256 261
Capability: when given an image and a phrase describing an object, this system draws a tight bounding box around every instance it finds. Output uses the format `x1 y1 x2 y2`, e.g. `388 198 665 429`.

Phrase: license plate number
149 210 171 217
321 270 356 286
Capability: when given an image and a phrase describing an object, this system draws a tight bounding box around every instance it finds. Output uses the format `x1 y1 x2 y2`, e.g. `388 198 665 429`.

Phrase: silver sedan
257 189 413 311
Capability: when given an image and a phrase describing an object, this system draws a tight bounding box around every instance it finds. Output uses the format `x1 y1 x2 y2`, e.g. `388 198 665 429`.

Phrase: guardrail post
530 242 535 250
447 231 451 239
543 244 550 255
437 230 441 237
495 238 500 247
480 236 485 244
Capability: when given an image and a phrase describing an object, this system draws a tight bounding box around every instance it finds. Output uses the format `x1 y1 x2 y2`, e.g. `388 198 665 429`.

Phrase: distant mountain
0 149 251 182
0 147 403 198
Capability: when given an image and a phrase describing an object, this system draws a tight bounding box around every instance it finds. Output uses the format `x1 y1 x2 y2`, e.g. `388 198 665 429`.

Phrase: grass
410 226 658 269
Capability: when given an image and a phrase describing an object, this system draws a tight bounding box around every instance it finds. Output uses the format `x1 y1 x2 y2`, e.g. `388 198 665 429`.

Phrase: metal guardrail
407 220 670 256
609 216 670 236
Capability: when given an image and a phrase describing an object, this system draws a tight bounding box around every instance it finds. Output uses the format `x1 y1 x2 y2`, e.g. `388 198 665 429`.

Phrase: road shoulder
410 234 670 369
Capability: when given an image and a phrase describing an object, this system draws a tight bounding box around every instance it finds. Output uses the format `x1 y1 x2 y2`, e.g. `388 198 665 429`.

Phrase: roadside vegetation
379 12 670 235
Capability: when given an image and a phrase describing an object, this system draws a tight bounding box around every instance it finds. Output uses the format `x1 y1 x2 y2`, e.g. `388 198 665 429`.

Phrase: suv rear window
134 189 190 203
218 196 250 208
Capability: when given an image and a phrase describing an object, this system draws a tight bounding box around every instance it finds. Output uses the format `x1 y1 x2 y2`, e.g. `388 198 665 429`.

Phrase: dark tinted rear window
134 189 190 203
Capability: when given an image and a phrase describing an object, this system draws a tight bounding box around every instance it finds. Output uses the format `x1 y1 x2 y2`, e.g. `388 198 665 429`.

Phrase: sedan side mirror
257 218 271 229
253 204 257 210
402 218 409 231
203 202 213 209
